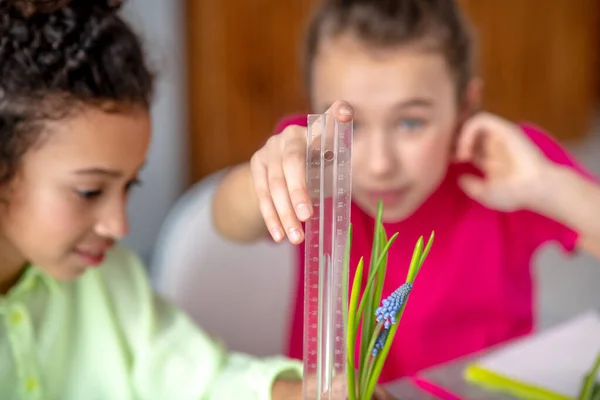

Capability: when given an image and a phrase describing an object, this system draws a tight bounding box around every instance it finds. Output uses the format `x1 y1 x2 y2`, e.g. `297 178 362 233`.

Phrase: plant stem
359 322 384 397
361 201 385 371
363 301 408 400
346 257 364 400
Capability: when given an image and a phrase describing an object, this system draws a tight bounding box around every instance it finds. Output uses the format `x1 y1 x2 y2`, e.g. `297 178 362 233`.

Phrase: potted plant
343 200 434 399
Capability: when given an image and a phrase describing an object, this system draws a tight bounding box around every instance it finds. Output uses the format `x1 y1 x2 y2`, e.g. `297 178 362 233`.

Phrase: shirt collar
11 264 63 297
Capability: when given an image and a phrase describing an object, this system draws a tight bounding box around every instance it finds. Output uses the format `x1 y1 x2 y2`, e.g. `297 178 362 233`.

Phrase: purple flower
372 328 389 356
375 282 412 329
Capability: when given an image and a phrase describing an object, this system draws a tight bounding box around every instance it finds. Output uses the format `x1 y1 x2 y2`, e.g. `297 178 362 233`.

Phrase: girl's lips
75 249 107 266
368 188 410 205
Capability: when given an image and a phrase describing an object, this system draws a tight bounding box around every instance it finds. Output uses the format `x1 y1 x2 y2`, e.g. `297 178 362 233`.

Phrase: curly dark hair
0 0 154 185
303 0 475 100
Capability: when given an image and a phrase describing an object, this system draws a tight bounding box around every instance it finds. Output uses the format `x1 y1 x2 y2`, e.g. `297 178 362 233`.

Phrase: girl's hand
373 385 397 399
250 100 354 244
455 112 552 212
276 376 396 400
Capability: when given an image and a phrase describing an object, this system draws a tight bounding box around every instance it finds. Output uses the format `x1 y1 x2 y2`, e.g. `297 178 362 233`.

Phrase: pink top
274 115 592 382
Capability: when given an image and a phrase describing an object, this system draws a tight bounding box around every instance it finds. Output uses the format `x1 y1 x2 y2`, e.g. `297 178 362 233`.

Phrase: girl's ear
452 78 484 159
461 77 484 122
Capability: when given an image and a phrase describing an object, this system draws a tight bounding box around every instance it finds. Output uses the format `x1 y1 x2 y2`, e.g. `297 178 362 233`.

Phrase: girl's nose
366 132 397 177
94 200 129 240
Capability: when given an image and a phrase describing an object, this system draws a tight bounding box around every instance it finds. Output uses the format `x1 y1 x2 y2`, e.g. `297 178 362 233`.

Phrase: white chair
151 169 296 357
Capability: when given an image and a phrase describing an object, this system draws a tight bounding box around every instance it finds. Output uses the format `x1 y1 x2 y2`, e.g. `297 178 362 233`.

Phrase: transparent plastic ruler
303 114 352 400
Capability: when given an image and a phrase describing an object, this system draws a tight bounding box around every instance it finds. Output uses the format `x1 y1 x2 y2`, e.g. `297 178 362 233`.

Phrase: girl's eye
126 178 142 192
77 189 102 199
75 178 142 199
398 118 426 131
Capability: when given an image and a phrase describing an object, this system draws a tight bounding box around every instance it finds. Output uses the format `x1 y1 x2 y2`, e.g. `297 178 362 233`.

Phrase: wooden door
185 1 599 184
185 0 319 184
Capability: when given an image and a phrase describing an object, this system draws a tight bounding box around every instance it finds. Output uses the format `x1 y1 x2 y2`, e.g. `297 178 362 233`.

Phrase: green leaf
354 233 399 333
420 231 435 267
592 383 600 400
373 223 388 324
361 200 385 368
406 236 424 284
346 256 364 400
578 350 600 400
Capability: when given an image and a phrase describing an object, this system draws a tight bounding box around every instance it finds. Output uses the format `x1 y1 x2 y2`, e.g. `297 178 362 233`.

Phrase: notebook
464 310 600 400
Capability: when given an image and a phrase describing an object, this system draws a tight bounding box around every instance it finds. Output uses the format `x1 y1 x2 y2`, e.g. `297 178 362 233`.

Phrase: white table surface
384 352 517 399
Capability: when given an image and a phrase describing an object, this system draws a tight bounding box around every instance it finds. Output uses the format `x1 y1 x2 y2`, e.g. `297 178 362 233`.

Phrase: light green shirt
0 245 302 400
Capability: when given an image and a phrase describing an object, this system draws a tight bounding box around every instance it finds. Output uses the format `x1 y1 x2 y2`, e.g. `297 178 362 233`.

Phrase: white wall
535 120 600 329
120 0 188 264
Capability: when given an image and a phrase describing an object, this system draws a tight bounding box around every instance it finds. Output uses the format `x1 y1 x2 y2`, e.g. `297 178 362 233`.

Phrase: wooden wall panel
185 0 319 184
459 0 599 142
